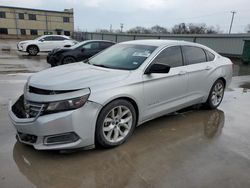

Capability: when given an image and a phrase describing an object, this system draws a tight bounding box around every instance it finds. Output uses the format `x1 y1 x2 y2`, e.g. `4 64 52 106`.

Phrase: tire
27 45 39 56
95 99 137 148
205 79 225 109
62 56 76 64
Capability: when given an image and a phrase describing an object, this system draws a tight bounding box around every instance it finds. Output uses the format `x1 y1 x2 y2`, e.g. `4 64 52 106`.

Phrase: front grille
12 95 46 118
26 100 46 118
18 132 37 144
29 86 78 95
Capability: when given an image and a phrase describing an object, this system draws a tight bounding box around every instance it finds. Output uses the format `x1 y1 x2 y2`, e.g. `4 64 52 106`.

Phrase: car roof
120 39 217 54
121 39 200 47
83 40 115 43
42 35 70 38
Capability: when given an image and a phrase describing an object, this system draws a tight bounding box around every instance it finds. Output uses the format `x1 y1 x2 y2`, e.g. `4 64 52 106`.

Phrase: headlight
19 42 27 46
44 95 89 114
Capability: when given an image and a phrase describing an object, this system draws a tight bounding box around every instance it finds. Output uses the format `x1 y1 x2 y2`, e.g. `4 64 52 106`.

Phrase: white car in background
17 35 77 56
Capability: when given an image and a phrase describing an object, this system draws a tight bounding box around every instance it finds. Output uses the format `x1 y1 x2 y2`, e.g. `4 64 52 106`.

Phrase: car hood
19 40 34 44
50 47 72 55
29 63 130 91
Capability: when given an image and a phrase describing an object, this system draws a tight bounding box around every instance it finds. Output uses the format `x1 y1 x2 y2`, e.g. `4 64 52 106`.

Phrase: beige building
0 6 74 37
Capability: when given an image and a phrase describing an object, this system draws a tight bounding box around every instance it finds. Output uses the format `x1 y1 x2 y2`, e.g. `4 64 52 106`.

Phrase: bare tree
127 26 151 34
188 23 207 34
172 23 220 34
172 23 189 34
150 25 169 34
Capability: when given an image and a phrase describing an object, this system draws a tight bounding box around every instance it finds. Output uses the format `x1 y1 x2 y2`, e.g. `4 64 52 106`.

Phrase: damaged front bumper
8 96 102 150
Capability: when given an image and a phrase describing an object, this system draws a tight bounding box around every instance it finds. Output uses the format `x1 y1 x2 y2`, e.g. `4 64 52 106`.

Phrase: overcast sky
1 0 250 33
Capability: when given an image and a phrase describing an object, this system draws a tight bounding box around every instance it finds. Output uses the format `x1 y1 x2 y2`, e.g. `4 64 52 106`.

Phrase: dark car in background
47 40 115 67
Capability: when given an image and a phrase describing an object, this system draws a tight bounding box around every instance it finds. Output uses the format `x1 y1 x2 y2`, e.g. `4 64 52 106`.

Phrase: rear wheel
27 45 39 56
205 79 225 109
62 56 76 64
95 99 136 148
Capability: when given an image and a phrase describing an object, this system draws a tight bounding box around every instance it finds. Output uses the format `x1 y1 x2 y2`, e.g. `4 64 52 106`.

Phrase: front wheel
205 79 225 109
95 99 136 148
27 46 39 56
62 56 76 64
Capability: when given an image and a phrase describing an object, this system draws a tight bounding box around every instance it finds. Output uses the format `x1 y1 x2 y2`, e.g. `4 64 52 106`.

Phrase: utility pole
120 23 124 33
229 11 236 34
110 24 112 32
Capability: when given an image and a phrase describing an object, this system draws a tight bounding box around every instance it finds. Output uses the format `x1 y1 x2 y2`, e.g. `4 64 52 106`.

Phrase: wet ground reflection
13 109 225 188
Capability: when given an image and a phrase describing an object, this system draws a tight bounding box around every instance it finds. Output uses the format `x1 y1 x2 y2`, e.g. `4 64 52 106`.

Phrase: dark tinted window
19 13 24 19
64 31 70 36
28 14 36 20
20 29 26 35
0 12 6 18
0 28 8 34
182 46 206 65
100 42 114 49
43 36 53 41
152 46 183 68
52 36 66 41
30 29 38 35
83 42 99 50
63 17 69 22
205 50 215 61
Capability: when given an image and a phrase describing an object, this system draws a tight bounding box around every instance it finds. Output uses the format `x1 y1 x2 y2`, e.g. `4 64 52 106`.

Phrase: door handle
178 71 186 75
205 66 212 70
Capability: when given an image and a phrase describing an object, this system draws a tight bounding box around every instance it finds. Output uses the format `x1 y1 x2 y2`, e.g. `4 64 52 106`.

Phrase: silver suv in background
9 40 232 150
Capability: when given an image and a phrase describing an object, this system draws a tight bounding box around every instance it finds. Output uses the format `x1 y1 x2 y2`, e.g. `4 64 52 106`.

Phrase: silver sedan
9 40 233 150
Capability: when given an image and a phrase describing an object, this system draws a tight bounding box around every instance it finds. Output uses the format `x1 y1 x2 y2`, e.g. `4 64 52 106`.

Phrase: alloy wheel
211 82 224 106
102 106 133 143
28 47 38 55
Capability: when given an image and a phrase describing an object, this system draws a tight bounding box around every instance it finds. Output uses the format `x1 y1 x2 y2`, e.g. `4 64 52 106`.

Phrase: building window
0 12 6 18
30 29 38 35
19 13 24 19
63 17 69 22
64 31 70 36
20 29 26 35
28 14 36 20
0 28 8 34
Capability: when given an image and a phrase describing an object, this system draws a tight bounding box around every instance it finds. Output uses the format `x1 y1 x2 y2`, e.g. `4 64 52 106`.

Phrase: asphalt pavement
0 40 250 188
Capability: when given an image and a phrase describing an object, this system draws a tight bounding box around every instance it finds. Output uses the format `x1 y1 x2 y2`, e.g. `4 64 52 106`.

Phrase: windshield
88 44 157 70
35 36 44 40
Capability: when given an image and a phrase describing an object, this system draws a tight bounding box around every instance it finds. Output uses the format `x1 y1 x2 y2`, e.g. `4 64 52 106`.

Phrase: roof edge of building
0 5 73 14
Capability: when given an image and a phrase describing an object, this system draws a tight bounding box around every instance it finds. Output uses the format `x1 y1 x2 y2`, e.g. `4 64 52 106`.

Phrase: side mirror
64 45 71 48
81 48 85 52
145 63 170 74
39 39 45 42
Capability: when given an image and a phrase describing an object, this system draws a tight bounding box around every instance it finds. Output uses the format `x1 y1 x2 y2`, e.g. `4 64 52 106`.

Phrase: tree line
96 23 222 34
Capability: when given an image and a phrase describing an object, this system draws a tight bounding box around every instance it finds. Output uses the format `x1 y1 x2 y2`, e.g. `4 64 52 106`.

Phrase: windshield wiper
83 58 90 64
92 64 111 68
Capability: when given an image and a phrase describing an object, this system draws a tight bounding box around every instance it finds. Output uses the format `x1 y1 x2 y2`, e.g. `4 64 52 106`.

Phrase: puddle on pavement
10 109 225 188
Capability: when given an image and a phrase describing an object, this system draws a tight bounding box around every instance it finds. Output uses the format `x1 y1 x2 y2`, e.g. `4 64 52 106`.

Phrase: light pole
120 23 124 33
229 11 236 34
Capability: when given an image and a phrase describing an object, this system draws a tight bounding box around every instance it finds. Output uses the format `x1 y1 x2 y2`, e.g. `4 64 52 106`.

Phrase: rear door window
182 46 206 65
